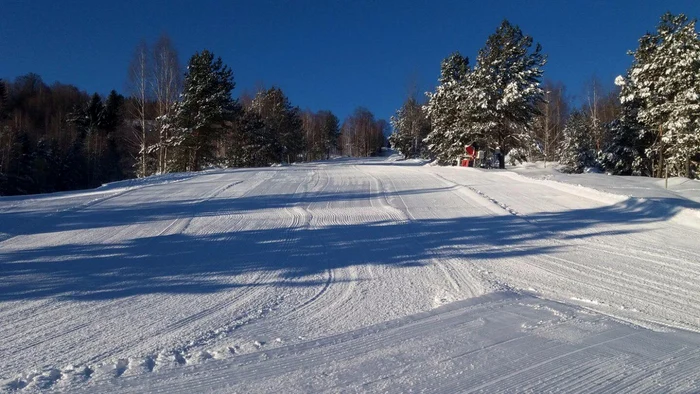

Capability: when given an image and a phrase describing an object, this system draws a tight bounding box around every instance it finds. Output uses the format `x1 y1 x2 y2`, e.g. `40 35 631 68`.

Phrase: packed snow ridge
2 156 700 392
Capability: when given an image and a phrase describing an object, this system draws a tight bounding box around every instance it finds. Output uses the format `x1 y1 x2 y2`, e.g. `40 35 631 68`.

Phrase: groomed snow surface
2 155 700 392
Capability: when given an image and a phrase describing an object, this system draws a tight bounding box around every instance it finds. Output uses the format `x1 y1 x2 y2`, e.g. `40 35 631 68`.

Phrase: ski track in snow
1 158 700 392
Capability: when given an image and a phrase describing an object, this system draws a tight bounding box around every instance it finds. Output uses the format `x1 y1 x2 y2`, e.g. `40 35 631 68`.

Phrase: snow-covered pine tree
424 52 473 165
620 13 700 178
560 110 597 174
168 50 238 172
470 20 546 168
389 96 430 159
389 113 412 159
320 110 340 159
601 84 654 176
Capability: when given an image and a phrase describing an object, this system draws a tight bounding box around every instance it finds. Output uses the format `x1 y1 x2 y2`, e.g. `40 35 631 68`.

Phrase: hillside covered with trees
3 12 700 196
0 35 385 196
389 13 700 179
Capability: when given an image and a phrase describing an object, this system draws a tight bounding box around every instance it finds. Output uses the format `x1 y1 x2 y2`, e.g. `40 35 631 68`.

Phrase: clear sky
2 0 699 122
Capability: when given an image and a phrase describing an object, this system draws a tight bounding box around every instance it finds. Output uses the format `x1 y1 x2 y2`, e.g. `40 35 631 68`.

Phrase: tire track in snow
283 167 362 331
160 166 338 358
355 165 410 223
489 236 700 330
141 168 325 362
369 166 486 301
6 162 700 392
273 167 335 319
145 170 303 342
0 173 198 246
74 292 700 393
0 171 288 388
461 331 640 393
425 167 700 331
528 252 700 328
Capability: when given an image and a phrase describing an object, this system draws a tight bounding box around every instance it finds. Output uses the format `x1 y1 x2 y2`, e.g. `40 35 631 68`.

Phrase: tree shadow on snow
0 187 458 236
0 194 686 302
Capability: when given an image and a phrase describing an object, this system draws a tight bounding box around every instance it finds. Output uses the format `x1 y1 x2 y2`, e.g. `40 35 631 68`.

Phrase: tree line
0 35 387 196
390 13 699 178
0 76 128 195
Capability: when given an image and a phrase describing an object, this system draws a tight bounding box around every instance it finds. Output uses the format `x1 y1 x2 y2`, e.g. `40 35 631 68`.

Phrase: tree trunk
498 136 506 169
142 121 146 177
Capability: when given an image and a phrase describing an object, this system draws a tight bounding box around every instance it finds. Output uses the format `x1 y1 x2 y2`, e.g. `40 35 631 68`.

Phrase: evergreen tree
71 93 106 137
102 90 124 133
168 50 238 172
223 113 251 168
243 109 277 166
0 73 127 196
619 13 700 178
424 52 474 164
389 96 430 159
320 110 340 159
59 137 88 191
560 111 597 173
30 138 60 193
3 131 35 194
69 93 104 186
389 114 413 158
601 91 653 176
249 87 304 164
471 20 546 168
66 92 127 187
101 91 126 182
223 108 275 167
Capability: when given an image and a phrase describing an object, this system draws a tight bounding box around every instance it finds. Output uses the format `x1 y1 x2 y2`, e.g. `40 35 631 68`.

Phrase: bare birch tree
340 108 385 157
127 40 150 177
532 80 569 164
584 76 621 153
151 34 182 173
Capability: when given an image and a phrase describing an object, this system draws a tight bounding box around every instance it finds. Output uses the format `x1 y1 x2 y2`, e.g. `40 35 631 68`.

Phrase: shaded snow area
510 161 700 208
384 151 431 166
1 158 700 392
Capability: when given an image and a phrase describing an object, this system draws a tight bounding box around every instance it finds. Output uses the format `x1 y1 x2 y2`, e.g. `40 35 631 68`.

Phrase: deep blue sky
2 1 699 122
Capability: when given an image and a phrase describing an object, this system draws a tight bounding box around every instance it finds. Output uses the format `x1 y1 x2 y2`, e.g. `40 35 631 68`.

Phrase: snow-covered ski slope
510 161 700 207
2 157 700 392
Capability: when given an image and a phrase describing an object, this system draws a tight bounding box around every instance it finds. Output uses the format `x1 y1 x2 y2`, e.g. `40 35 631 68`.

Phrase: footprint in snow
114 359 129 377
